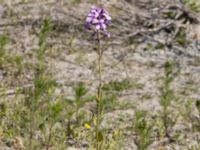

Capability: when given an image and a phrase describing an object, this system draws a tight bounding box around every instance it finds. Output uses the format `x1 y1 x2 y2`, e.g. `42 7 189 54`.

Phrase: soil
1 0 200 149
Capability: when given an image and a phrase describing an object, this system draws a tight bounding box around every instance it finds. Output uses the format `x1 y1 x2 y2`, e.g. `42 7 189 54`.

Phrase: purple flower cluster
85 6 111 37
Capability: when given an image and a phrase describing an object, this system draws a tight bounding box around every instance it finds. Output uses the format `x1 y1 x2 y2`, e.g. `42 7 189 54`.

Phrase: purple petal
91 9 97 13
86 17 93 23
97 8 102 14
96 24 101 30
99 19 104 23
92 19 99 24
88 13 94 17
103 13 111 20
94 12 99 18
101 23 106 30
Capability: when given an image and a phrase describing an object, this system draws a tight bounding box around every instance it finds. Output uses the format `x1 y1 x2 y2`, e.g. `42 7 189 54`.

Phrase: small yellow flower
84 123 91 129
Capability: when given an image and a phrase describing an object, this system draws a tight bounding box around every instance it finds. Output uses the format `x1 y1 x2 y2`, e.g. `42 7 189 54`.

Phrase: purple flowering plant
85 5 112 150
85 6 111 37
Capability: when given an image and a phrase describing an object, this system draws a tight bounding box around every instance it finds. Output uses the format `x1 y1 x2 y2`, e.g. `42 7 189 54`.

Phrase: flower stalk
96 31 102 150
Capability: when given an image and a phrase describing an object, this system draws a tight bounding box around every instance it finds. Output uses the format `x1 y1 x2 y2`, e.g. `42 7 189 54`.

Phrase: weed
134 111 152 150
175 27 188 46
73 82 88 122
0 34 8 67
22 18 58 150
183 0 200 12
159 61 176 137
102 78 143 92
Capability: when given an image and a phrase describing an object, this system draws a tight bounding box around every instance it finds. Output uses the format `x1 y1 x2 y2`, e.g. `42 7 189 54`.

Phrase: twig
166 4 200 23
125 21 174 39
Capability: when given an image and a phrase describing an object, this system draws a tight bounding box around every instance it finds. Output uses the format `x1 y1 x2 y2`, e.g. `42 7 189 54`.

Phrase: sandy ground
1 0 200 149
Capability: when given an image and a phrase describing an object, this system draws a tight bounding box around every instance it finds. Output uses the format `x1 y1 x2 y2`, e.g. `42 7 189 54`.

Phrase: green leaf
74 82 87 98
97 131 104 142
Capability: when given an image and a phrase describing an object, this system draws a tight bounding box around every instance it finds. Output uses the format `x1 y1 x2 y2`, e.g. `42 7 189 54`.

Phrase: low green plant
21 18 59 150
183 0 200 12
178 98 193 130
103 128 123 150
134 111 152 150
0 102 6 121
0 33 25 78
102 78 143 92
193 99 200 131
0 34 7 59
159 61 176 137
175 27 188 46
101 93 117 112
73 82 88 122
0 34 9 70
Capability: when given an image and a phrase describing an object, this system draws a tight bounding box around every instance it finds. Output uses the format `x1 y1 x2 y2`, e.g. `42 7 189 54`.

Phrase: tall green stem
96 31 102 150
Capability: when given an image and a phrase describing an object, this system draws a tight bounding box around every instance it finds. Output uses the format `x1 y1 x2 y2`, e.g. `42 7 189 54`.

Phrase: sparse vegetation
159 61 177 138
102 78 143 92
183 0 200 12
134 111 152 150
0 0 200 149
